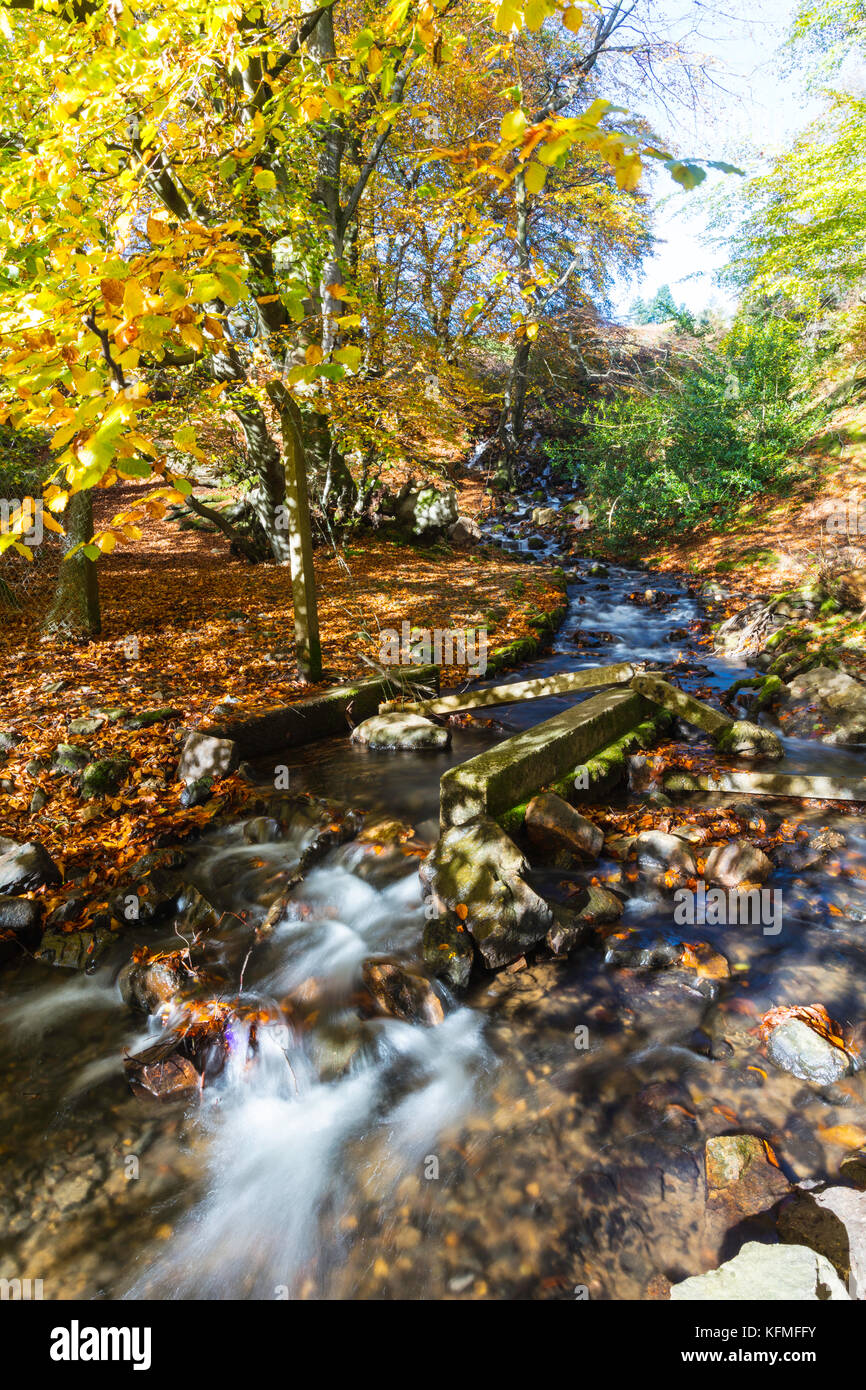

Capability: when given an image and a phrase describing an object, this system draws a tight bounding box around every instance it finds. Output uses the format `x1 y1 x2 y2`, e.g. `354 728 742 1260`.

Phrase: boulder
447 516 482 547
119 954 189 1014
422 912 475 990
51 743 90 774
180 776 214 807
531 506 558 526
780 665 866 745
778 1185 866 1295
764 1018 852 1085
68 715 105 736
421 816 553 969
714 720 783 762
670 1241 850 1301
699 579 729 602
0 840 61 894
126 1048 200 1103
125 706 182 729
393 484 458 537
634 830 696 877
80 756 131 800
352 712 450 751
36 923 114 970
704 841 773 888
361 958 444 1026
177 732 239 784
547 887 623 954
0 894 41 962
0 894 41 936
524 792 603 860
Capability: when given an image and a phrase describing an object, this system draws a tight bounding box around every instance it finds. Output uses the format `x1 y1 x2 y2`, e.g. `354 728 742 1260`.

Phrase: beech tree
0 0 722 661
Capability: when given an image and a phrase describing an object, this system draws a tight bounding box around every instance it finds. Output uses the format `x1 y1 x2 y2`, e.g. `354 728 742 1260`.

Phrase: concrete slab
201 666 440 757
381 662 635 717
440 687 651 826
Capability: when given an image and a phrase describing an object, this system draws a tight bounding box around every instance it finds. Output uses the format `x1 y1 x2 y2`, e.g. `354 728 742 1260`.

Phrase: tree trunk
211 348 291 564
43 489 100 638
494 168 533 487
268 384 322 680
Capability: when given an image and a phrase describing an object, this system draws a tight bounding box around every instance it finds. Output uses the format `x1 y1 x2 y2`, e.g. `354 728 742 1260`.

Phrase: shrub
547 319 818 537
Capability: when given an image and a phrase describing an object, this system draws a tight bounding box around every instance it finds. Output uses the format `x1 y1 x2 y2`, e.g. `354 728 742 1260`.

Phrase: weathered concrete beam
380 662 635 717
630 673 732 737
201 666 439 758
440 688 652 827
663 768 866 802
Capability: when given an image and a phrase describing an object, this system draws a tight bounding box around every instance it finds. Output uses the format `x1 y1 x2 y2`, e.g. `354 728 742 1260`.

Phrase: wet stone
0 840 61 894
764 1018 852 1086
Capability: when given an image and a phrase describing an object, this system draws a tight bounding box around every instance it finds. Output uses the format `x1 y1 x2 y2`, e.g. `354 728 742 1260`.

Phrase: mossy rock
422 913 475 991
79 756 131 800
714 720 783 762
125 707 182 730
52 743 90 774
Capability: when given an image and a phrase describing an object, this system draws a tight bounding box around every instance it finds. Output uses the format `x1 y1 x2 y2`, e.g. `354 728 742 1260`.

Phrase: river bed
3 505 866 1301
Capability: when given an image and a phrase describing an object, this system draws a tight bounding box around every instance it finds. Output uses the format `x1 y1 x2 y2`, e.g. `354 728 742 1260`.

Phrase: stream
3 476 866 1301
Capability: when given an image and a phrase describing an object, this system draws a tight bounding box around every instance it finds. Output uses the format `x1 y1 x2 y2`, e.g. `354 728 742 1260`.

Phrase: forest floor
0 476 562 922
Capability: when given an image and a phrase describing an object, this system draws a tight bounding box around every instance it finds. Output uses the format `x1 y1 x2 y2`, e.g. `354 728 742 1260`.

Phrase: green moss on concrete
493 710 671 830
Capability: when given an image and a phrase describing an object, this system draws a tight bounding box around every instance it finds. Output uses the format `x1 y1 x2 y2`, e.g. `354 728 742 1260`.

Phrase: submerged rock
352 712 451 751
361 957 444 1026
670 1241 850 1301
840 1150 866 1188
705 1133 782 1191
704 841 773 888
634 830 696 877
547 886 623 955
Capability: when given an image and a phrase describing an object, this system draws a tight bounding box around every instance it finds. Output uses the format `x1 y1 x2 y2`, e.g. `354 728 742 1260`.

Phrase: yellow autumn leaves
497 96 643 195
494 0 588 36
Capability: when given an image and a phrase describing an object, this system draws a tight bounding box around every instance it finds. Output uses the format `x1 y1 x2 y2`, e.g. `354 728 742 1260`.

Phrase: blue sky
607 0 826 320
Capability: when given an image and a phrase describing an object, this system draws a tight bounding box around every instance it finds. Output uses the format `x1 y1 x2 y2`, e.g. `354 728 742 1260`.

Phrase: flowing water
3 482 866 1300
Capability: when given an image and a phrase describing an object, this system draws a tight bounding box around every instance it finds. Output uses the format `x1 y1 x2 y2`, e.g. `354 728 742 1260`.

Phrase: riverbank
0 489 565 940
